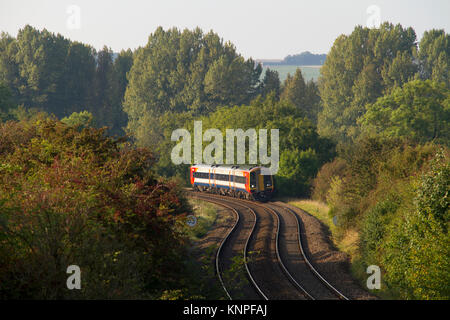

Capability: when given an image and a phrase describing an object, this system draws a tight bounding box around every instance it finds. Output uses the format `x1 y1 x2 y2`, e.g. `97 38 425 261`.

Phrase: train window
214 174 229 181
264 174 272 187
234 176 246 184
193 172 209 179
193 171 249 184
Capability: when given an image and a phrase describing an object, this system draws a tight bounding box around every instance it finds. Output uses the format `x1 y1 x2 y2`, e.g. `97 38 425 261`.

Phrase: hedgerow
0 118 192 299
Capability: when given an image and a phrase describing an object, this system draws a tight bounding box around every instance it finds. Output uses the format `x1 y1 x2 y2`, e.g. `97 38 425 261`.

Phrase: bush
0 119 191 299
383 151 449 299
312 158 347 202
360 195 401 263
314 135 449 299
277 148 319 196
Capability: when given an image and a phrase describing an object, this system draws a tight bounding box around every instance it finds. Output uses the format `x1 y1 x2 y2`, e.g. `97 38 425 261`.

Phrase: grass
287 198 384 299
174 198 228 299
262 65 321 82
185 198 219 241
287 199 359 258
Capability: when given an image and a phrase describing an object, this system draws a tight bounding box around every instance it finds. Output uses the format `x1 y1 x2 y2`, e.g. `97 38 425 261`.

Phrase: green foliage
383 152 449 299
123 27 261 149
277 148 319 196
318 24 449 145
259 68 281 99
361 80 450 145
0 82 15 121
91 46 131 135
281 68 320 123
184 199 218 241
415 151 450 227
61 110 93 128
222 253 256 299
0 26 132 135
313 136 449 299
153 95 335 196
360 196 401 263
418 29 449 86
0 118 193 299
0 26 86 117
312 158 347 202
318 23 419 143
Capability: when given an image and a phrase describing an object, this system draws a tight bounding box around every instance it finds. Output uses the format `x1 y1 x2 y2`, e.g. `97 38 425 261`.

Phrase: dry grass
288 199 360 258
337 229 359 259
289 199 335 231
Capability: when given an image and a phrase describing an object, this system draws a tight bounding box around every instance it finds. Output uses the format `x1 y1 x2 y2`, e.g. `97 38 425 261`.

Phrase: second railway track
189 191 349 300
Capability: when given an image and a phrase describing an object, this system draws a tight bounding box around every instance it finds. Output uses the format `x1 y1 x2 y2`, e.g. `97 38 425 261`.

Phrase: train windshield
263 174 272 187
250 172 257 188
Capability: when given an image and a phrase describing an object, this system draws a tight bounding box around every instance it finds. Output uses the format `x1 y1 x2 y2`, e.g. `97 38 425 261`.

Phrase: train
190 164 274 201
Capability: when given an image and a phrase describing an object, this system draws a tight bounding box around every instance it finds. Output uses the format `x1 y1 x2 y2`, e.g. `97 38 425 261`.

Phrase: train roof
191 164 261 171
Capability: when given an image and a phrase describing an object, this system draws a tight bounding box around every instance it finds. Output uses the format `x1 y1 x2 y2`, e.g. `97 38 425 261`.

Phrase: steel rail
192 192 312 299
268 202 350 300
190 193 268 300
189 191 350 300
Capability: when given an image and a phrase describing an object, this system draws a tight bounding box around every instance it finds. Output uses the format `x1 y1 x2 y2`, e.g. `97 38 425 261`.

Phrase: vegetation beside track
184 198 219 241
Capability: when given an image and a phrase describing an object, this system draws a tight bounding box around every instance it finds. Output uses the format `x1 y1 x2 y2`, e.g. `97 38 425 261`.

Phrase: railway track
188 191 350 300
190 193 265 300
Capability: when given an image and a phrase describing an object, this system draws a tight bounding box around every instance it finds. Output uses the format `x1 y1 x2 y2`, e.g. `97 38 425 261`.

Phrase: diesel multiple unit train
190 164 274 201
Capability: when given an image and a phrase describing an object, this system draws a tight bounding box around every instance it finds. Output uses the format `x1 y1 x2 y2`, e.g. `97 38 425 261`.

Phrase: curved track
189 191 349 300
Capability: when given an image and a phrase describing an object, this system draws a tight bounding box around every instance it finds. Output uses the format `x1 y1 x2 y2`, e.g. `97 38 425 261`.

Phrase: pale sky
0 0 448 59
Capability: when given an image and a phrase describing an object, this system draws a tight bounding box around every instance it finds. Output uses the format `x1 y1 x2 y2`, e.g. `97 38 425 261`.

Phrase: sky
0 0 449 59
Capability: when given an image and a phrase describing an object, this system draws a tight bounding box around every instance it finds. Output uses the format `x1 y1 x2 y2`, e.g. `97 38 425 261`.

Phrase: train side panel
190 165 274 201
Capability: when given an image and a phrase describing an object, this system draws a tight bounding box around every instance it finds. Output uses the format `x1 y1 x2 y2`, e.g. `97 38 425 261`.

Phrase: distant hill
257 51 326 66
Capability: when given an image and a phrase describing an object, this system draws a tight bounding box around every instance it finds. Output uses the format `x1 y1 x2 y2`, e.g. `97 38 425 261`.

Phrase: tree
318 23 418 143
304 80 321 123
418 29 449 86
109 49 133 135
62 41 96 117
61 110 93 128
123 27 262 148
0 25 132 133
281 68 320 123
281 69 306 107
259 68 280 99
90 46 118 133
113 49 133 103
277 148 319 196
383 151 450 299
360 79 450 145
0 118 192 299
0 83 14 121
0 26 96 119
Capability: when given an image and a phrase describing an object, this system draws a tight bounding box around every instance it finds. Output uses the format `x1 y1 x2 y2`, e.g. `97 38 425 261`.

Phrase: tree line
0 25 132 135
319 23 449 144
0 22 448 299
0 23 448 196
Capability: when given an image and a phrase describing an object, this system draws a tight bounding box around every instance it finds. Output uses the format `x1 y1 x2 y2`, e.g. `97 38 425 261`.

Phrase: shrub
277 148 319 196
0 119 191 299
312 158 347 202
383 151 449 299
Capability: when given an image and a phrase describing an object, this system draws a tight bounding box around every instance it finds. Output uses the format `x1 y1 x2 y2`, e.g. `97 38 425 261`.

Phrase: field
261 65 321 82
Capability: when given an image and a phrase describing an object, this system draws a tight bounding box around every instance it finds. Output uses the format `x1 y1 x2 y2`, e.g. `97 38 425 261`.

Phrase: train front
249 168 274 201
